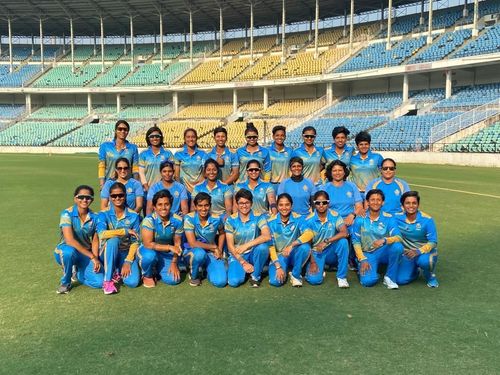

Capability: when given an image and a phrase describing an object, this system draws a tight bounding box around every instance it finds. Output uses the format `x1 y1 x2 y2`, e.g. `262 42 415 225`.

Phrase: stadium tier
152 120 222 148
121 62 190 86
29 105 88 120
380 14 421 38
31 46 62 61
33 65 102 88
180 58 251 84
0 121 79 146
0 64 41 87
443 122 500 153
62 45 97 61
238 54 282 81
118 104 172 119
174 103 234 119
90 64 131 87
0 45 33 61
0 105 25 119
259 99 325 117
218 39 246 56
325 92 403 115
317 27 344 47
409 29 472 64
453 24 500 58
432 83 500 110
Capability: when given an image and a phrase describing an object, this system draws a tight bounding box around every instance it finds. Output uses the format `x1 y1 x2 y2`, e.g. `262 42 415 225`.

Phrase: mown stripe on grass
411 183 500 199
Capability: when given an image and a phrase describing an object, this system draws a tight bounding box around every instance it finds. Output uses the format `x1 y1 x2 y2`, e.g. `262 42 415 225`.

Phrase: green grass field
1 153 499 374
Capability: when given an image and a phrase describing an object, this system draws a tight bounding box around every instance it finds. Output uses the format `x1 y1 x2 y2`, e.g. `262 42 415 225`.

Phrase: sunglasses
247 168 261 172
314 200 330 206
246 136 258 140
76 195 93 201
116 166 129 171
116 127 129 132
148 134 161 139
382 167 396 171
303 135 316 139
110 193 126 199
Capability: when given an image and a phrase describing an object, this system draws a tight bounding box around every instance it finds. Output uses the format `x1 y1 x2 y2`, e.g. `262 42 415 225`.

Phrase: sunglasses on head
304 134 316 139
382 166 396 171
247 168 261 172
116 127 129 132
110 193 125 199
314 200 330 206
148 134 161 139
76 195 93 201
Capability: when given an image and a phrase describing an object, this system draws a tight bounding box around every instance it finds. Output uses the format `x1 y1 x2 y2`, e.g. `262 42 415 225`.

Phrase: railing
429 98 500 144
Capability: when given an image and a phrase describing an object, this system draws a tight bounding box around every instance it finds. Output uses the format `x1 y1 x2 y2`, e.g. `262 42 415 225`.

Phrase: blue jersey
98 139 139 180
277 177 317 215
184 212 224 245
207 146 239 183
138 147 174 187
234 179 274 216
318 181 362 219
302 209 345 250
395 211 438 253
174 145 208 193
351 212 401 253
322 145 354 167
267 212 307 253
291 144 324 185
224 212 269 253
147 181 188 215
235 145 271 182
192 180 233 216
267 143 293 184
58 205 98 249
365 177 410 214
349 151 383 192
101 178 144 210
96 206 140 251
141 212 184 245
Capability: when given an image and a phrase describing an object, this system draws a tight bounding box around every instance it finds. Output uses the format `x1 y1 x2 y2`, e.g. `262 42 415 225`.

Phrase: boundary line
410 183 500 199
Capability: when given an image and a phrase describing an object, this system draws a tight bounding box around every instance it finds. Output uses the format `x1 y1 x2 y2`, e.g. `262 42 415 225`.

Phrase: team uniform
277 177 317 215
301 210 349 285
207 146 239 183
395 211 438 286
234 179 274 217
137 212 184 285
138 147 174 187
101 178 144 210
351 212 404 287
174 145 208 193
267 142 293 192
291 144 324 185
183 212 227 288
349 151 383 195
98 140 139 181
318 181 362 219
96 206 141 288
54 205 103 288
321 145 355 168
192 180 233 217
225 212 270 287
235 145 271 182
147 181 188 215
365 177 410 214
267 212 311 286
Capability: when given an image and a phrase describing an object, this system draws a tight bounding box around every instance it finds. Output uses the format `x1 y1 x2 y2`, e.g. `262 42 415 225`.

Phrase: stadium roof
0 0 424 37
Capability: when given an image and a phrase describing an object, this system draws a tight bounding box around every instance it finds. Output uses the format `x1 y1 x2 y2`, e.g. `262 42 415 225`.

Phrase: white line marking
410 183 500 199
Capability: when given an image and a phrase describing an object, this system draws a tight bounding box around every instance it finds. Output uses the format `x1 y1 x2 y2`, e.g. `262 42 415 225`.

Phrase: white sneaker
383 275 399 290
337 278 350 288
288 272 303 287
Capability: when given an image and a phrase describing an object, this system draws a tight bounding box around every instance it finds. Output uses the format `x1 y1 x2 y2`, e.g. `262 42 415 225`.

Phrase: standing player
291 126 324 185
174 128 208 195
207 127 239 185
395 191 439 288
349 131 383 197
236 123 271 182
267 125 293 192
322 126 354 167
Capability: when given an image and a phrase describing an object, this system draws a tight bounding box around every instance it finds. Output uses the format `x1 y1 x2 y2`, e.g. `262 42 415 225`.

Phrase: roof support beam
281 0 286 63
314 0 319 59
130 15 135 71
160 12 164 70
39 18 45 71
427 0 433 44
100 17 105 73
349 0 354 52
189 8 194 67
386 0 392 50
472 0 479 36
8 18 13 73
219 5 224 68
70 17 75 73
250 0 254 65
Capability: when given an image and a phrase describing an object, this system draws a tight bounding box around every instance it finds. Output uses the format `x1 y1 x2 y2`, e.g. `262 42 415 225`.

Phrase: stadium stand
241 35 276 54
31 45 62 61
432 83 500 110
325 92 403 115
33 65 102 87
219 38 246 56
90 64 132 87
443 122 500 152
180 58 251 84
0 105 25 119
28 105 88 120
380 14 421 37
453 24 500 58
0 64 41 87
317 27 344 47
120 62 190 86
409 29 472 64
238 54 282 81
62 45 97 61
259 99 325 117
118 104 172 119
174 103 234 119
0 45 33 61
0 121 80 146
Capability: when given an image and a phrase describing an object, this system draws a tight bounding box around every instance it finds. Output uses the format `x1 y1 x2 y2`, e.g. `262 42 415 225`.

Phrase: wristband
124 259 133 264
382 238 387 245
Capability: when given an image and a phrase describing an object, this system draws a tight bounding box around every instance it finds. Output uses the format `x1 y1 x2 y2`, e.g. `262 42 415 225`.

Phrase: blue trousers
138 246 182 285
100 238 140 288
305 238 349 285
396 249 438 285
54 244 104 288
183 247 227 287
227 243 269 287
268 243 310 287
359 242 404 287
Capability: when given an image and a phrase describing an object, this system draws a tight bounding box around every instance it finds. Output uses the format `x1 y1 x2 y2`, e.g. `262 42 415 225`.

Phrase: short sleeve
183 215 195 233
224 218 235 234
59 210 72 228
98 143 106 161
141 216 155 231
257 216 269 231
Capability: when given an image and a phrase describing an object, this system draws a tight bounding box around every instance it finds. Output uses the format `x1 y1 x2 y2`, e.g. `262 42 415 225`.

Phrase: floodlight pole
87 93 92 114
427 0 433 44
250 0 254 65
472 0 479 36
281 0 286 63
130 15 135 72
343 8 347 37
349 0 354 53
173 92 178 114
159 13 164 70
8 18 13 73
219 6 224 68
314 0 319 59
70 18 75 73
100 16 105 73
39 18 45 71
386 0 393 50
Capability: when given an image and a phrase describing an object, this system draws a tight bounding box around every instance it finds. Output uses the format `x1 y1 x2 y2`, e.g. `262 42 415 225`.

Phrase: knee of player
360 274 378 287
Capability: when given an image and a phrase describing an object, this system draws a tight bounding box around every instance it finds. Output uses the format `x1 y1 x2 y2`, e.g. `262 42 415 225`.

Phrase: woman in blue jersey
100 157 143 213
365 158 410 214
291 126 324 185
277 157 316 215
138 189 184 288
183 192 227 287
54 185 103 294
147 160 189 216
322 126 354 167
98 120 139 190
225 189 271 288
267 193 311 287
267 125 293 192
395 191 439 288
192 158 233 217
174 128 208 195
236 123 271 182
138 126 174 198
97 182 141 295
234 159 276 217
349 131 383 196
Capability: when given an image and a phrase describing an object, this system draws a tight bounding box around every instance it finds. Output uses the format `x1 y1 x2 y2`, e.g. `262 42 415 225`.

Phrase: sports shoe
383 275 399 290
103 281 118 295
337 278 350 288
249 277 261 288
426 275 439 288
189 276 201 287
143 276 156 288
56 284 71 294
71 266 78 283
289 272 303 287
112 272 122 284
